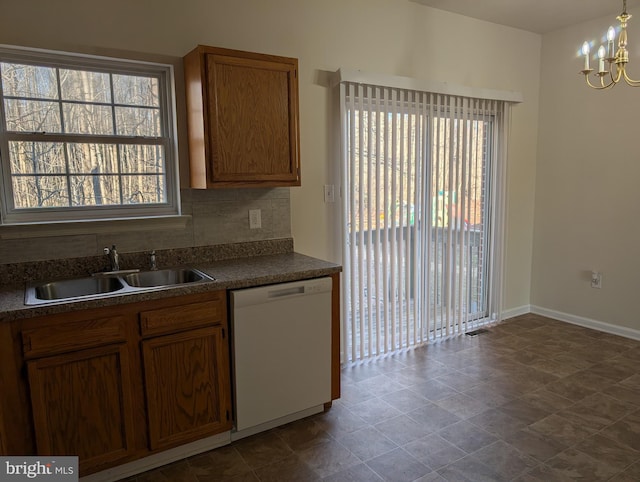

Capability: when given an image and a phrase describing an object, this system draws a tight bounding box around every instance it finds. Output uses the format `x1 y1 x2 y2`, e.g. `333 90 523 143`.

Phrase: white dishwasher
230 277 332 440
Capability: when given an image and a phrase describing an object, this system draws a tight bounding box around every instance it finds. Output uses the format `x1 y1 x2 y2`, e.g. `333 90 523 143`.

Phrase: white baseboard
499 304 640 341
501 305 531 320
80 432 231 482
530 305 640 341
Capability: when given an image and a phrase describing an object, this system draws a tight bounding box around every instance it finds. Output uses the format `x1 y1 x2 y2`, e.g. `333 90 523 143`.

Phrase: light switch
324 184 335 203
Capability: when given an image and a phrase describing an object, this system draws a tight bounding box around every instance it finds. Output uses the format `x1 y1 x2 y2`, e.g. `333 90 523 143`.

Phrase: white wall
0 0 541 312
534 7 640 332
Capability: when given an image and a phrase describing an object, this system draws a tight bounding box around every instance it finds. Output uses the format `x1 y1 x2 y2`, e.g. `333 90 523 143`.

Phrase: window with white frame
0 46 179 224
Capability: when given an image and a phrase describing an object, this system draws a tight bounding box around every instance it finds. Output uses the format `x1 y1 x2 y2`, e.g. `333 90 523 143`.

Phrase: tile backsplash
0 187 291 265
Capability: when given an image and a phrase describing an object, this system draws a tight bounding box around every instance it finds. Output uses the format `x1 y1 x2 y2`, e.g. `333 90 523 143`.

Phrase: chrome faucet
104 245 120 271
149 250 158 271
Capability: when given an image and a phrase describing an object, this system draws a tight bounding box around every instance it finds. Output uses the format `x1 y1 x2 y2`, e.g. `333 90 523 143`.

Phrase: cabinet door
205 53 300 186
27 344 136 474
142 326 232 451
0 402 6 454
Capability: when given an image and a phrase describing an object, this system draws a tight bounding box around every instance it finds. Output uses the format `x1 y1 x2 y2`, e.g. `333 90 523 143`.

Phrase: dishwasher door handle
267 286 305 298
232 278 332 308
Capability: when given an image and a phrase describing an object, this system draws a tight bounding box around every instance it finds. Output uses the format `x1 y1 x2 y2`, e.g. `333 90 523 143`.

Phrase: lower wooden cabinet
142 326 232 450
27 344 137 473
13 291 231 476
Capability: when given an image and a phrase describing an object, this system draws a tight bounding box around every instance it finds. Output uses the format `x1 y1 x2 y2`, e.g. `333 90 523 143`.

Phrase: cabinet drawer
140 297 224 337
22 315 126 359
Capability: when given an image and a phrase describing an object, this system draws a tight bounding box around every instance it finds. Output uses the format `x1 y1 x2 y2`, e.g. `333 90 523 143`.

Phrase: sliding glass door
341 82 508 363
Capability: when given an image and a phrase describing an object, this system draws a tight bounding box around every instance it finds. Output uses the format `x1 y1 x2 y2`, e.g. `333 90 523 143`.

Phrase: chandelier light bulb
607 26 616 58
598 45 606 59
582 41 591 70
598 45 606 72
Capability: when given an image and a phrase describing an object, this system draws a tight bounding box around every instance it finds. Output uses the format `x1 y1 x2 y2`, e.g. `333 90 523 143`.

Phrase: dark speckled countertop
0 252 341 323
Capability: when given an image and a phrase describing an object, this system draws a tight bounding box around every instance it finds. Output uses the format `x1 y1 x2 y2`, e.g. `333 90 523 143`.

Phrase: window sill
0 215 192 240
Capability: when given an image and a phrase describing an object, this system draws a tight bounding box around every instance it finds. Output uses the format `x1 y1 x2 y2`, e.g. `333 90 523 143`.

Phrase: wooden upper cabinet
184 45 301 188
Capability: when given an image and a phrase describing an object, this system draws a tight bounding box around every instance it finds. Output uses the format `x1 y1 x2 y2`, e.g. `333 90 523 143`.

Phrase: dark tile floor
122 314 640 481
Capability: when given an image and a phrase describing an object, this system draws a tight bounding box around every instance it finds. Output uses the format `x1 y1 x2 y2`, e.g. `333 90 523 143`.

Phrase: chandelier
580 0 640 89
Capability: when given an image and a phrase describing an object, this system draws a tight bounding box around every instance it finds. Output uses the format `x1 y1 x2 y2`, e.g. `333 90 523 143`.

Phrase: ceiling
410 0 640 34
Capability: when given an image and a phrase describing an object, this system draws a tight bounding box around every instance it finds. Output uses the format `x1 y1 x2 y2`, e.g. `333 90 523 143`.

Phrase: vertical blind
340 81 510 363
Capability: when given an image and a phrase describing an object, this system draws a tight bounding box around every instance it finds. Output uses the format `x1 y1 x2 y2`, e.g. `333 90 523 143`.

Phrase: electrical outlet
249 209 261 229
591 271 602 289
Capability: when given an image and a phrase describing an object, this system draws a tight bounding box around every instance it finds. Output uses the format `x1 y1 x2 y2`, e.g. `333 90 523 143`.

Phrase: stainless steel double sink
25 268 214 305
